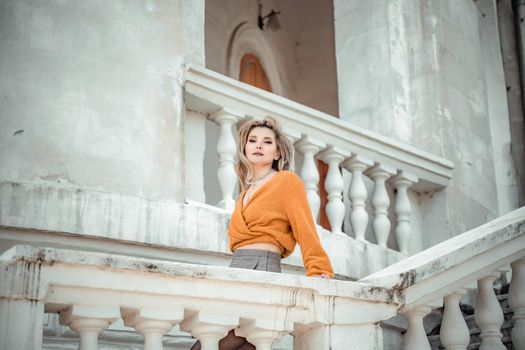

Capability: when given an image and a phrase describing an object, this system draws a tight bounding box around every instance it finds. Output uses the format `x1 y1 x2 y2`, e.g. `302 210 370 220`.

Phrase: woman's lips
253 152 263 156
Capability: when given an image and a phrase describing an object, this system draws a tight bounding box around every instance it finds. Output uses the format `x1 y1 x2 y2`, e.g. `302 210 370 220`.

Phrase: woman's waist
235 242 282 254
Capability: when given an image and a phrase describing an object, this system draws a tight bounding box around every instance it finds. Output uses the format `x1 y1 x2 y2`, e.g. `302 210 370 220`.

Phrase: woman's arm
285 177 334 278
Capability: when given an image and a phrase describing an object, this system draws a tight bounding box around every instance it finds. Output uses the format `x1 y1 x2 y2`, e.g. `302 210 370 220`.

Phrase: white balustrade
181 312 239 350
0 245 410 350
342 155 373 241
318 146 346 236
59 305 120 350
391 172 418 255
209 108 242 212
122 307 184 350
474 272 506 350
295 136 323 222
404 305 432 350
366 164 395 247
509 258 525 349
440 289 469 350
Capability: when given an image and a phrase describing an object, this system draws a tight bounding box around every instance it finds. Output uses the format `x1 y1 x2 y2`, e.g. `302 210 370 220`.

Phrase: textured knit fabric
230 249 281 273
229 171 334 277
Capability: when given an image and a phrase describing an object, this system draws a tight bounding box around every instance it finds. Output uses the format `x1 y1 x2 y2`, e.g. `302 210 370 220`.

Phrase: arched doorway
239 53 272 92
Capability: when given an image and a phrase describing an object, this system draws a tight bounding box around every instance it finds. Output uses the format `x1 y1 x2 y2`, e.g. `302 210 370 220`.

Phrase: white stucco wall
0 0 204 201
334 0 506 247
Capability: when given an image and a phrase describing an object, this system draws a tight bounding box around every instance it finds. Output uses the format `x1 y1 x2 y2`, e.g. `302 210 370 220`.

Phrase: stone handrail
0 245 401 350
183 64 454 255
360 206 525 349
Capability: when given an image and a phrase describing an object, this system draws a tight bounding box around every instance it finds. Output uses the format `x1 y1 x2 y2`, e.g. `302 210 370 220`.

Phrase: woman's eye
248 139 256 143
265 141 273 144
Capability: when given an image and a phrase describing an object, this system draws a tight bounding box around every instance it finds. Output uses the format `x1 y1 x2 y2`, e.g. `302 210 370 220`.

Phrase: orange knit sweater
228 171 334 277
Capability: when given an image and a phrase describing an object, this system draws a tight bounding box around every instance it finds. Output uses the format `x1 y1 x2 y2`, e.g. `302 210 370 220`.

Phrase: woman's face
244 126 280 168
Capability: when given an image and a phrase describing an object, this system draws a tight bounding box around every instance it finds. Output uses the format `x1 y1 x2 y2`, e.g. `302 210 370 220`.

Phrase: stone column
440 289 470 350
366 163 395 247
404 305 431 350
60 305 120 350
122 307 184 350
180 312 239 350
318 146 347 236
509 258 525 349
475 272 506 350
342 155 373 241
295 136 323 222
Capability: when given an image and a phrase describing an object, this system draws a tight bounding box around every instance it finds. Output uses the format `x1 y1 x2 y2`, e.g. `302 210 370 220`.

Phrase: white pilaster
294 323 383 350
295 136 323 222
474 272 506 350
440 289 469 350
180 312 239 350
342 155 373 241
318 146 347 236
365 163 394 245
404 305 431 350
0 299 44 350
122 307 184 350
209 108 242 212
391 172 417 255
509 258 525 349
59 305 120 350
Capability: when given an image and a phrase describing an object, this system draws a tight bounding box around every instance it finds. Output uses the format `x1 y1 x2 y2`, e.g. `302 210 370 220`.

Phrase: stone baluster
318 146 346 236
474 272 506 350
59 305 120 350
404 305 431 350
235 319 292 350
366 164 395 247
180 312 239 350
342 155 373 241
440 289 470 350
209 108 242 212
391 172 418 255
509 258 525 349
122 307 184 350
295 136 323 222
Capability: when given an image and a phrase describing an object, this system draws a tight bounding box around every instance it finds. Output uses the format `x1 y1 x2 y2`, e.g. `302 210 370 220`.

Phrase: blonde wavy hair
235 116 294 192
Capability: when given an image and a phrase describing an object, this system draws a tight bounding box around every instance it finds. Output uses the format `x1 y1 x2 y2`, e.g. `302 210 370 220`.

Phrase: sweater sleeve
285 177 334 278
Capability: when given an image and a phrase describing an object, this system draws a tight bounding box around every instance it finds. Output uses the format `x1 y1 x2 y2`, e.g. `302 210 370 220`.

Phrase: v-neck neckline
241 171 282 211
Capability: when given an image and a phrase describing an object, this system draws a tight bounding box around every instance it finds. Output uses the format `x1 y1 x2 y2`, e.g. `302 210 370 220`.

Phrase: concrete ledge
0 245 402 303
0 181 405 280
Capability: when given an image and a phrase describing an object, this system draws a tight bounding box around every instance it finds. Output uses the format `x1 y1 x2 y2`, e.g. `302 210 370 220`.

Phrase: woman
191 116 333 350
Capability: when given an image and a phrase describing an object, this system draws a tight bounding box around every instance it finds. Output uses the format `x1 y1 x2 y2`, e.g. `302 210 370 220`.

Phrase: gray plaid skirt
230 249 282 273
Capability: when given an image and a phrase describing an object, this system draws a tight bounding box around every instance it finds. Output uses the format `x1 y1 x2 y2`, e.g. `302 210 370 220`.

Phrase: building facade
1 0 524 349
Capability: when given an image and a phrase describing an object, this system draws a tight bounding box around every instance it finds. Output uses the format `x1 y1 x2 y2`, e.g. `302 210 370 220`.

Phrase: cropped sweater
228 171 334 277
